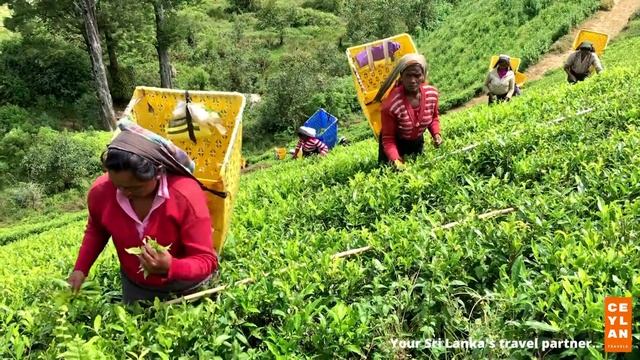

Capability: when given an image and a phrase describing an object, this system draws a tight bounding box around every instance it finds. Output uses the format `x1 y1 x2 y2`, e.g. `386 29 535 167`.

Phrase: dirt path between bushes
451 0 640 112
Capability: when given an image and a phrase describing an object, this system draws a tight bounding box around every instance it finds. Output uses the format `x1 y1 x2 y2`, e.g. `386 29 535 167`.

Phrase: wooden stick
438 221 460 230
331 245 372 260
549 116 566 124
450 143 480 155
435 208 515 231
550 108 593 124
576 108 594 116
477 207 516 220
165 277 254 305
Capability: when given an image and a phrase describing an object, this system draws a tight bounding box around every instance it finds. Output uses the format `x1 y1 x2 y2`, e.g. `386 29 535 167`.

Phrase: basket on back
122 86 246 253
347 34 418 138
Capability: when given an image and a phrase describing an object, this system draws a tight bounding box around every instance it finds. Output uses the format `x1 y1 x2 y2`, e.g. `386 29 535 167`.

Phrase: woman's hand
434 134 443 148
68 270 86 294
393 159 406 171
139 242 172 275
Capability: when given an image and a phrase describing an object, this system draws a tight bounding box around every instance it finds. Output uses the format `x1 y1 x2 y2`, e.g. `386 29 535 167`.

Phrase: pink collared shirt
115 173 170 240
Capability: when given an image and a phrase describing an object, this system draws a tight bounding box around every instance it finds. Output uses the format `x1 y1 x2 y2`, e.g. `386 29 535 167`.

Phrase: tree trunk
77 0 116 131
104 28 121 94
154 0 173 89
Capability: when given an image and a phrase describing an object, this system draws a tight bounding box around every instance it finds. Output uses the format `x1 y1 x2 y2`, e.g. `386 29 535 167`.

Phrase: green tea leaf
346 345 364 357
524 320 560 333
93 315 101 333
213 334 232 346
125 247 143 255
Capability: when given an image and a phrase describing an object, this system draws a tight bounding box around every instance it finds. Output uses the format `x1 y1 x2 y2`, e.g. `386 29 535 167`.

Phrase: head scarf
578 41 595 52
371 53 427 104
494 54 512 70
108 118 227 198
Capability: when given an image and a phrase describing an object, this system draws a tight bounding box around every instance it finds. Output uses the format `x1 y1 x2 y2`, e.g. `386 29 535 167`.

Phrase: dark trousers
488 93 509 105
302 149 320 157
488 86 520 105
568 70 589 84
120 269 213 304
378 136 424 163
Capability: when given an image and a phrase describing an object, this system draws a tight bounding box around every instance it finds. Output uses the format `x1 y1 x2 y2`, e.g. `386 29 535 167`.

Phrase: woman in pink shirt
68 121 217 304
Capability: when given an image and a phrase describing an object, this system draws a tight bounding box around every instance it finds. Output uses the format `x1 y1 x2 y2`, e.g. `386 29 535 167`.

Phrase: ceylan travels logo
604 297 632 353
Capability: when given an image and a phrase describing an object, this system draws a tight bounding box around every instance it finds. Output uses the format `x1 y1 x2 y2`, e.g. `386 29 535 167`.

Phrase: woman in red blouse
68 123 217 304
377 54 443 169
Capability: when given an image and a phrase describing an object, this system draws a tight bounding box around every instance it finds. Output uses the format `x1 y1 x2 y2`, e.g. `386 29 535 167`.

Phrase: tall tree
1 0 116 129
148 0 201 89
153 0 173 88
257 0 296 46
96 0 151 101
76 0 116 130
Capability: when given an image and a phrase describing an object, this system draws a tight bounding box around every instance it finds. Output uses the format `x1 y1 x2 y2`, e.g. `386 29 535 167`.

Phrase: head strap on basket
185 91 197 144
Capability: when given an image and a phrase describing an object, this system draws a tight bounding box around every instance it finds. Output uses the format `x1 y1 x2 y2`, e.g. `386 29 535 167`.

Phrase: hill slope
1 18 639 359
417 0 602 110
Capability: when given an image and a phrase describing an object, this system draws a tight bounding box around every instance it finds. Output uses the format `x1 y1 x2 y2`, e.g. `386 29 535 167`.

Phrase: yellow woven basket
347 33 418 138
122 86 246 253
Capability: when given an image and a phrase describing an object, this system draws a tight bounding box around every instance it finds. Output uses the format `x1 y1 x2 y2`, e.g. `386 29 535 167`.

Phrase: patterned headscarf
371 53 427 104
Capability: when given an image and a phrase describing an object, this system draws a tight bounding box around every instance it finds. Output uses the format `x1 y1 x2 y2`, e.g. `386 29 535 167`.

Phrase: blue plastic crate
304 108 338 149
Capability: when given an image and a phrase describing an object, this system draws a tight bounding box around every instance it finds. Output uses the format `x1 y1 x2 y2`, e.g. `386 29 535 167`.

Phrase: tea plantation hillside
1 15 640 360
418 0 603 109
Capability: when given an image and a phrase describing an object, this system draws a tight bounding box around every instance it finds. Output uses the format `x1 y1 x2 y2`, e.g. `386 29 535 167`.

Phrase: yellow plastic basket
488 56 522 72
122 86 246 253
515 71 527 87
573 29 609 55
347 33 418 138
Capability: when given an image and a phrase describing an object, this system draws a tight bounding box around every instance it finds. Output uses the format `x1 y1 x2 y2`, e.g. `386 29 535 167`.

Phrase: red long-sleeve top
73 174 217 286
381 84 440 162
293 137 329 157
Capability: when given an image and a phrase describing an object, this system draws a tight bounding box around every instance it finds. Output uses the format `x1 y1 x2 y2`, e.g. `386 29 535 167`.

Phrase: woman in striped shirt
376 54 442 169
292 126 329 158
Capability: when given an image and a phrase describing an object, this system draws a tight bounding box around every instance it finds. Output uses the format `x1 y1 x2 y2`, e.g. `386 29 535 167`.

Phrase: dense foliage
0 0 603 159
1 25 639 358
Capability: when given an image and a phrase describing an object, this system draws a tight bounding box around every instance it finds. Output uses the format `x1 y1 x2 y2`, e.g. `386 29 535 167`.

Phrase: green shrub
205 3 227 19
343 0 436 45
0 37 93 109
5 182 44 210
291 7 341 28
21 129 103 193
128 62 161 89
0 105 31 136
72 93 101 129
176 65 210 90
205 40 270 93
308 76 359 122
108 65 137 103
301 0 343 14
256 51 323 133
226 0 260 13
600 0 614 10
0 127 33 185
